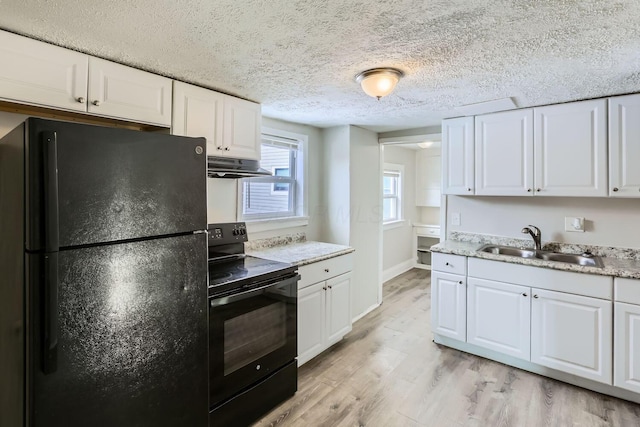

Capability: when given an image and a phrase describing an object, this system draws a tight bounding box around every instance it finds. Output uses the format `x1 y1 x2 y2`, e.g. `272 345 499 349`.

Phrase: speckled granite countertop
245 233 354 266
431 232 640 279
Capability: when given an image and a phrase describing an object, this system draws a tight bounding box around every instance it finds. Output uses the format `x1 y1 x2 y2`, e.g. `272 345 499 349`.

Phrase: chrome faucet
521 225 542 251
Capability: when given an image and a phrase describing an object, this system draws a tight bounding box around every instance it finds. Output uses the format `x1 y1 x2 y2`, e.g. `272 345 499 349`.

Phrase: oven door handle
210 274 300 307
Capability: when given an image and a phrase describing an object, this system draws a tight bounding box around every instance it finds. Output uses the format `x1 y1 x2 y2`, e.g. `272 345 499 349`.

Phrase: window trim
237 127 308 228
383 163 404 225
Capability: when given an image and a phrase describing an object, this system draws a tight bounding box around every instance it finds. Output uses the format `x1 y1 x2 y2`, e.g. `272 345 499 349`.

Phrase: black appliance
207 222 298 426
0 118 209 427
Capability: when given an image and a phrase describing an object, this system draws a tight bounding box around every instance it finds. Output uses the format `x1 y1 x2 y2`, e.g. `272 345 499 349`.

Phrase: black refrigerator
0 118 209 427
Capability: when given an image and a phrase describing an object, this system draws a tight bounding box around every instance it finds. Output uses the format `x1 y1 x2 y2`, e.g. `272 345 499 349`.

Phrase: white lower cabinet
297 254 353 366
530 288 612 384
467 277 530 360
431 271 466 341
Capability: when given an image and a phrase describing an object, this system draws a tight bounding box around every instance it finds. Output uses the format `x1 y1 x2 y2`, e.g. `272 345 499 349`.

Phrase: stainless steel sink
535 252 604 268
478 244 604 268
478 244 536 258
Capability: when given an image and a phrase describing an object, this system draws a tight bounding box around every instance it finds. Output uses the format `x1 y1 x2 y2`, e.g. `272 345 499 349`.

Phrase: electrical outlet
565 216 585 232
451 212 461 226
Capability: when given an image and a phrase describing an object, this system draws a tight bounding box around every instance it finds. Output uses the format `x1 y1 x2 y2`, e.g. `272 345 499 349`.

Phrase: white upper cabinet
475 109 534 196
173 81 261 160
415 148 441 206
221 96 261 160
88 57 172 127
172 81 224 155
0 30 172 127
442 117 474 195
0 30 88 112
609 94 640 197
533 99 608 197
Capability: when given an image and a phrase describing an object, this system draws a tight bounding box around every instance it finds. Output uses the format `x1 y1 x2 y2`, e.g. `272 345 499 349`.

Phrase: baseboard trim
382 259 414 283
352 302 380 323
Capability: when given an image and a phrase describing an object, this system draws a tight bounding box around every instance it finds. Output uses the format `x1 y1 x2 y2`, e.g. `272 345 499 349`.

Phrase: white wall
382 145 418 273
447 196 640 248
320 126 350 245
207 116 324 241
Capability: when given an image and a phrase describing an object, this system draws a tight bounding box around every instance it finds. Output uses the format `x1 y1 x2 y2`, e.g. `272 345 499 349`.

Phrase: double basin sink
478 244 604 268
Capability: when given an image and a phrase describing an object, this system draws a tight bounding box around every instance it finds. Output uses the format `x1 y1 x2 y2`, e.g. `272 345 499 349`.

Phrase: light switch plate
565 216 584 232
451 212 461 226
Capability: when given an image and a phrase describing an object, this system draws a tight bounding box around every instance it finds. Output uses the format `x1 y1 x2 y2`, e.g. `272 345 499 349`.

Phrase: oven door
209 274 298 408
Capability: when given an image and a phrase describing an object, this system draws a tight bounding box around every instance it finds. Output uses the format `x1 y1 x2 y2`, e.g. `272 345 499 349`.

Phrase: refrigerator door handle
43 131 60 252
42 252 59 374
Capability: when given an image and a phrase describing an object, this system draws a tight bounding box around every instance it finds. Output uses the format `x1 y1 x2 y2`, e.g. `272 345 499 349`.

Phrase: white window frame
383 163 404 229
237 127 308 232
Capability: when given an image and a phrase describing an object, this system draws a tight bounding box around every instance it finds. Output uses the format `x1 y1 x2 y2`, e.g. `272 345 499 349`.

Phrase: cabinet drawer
432 253 466 275
615 277 640 305
415 226 440 237
298 253 353 289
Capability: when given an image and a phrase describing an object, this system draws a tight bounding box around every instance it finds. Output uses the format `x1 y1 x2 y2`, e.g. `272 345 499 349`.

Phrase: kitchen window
239 129 307 224
383 163 403 226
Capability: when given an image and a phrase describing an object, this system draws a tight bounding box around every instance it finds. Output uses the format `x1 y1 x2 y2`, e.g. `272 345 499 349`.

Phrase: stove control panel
207 222 248 245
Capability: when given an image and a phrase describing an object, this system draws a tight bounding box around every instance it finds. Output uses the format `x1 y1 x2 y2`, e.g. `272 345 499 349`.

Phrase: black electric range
206 222 299 426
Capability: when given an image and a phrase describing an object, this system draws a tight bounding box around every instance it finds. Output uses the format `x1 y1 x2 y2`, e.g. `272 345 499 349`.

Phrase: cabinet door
533 99 607 197
88 57 172 126
475 109 534 196
531 289 612 384
431 271 466 341
415 150 441 206
222 96 261 160
467 278 530 360
0 30 88 112
442 117 474 195
609 94 640 197
614 302 640 393
172 81 224 155
326 272 352 346
297 281 326 366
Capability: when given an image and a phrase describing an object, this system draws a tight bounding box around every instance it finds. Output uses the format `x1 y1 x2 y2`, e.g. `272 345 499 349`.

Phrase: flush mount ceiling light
355 68 404 100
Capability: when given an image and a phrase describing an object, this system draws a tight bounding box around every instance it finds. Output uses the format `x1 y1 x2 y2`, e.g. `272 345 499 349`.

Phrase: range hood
207 156 272 179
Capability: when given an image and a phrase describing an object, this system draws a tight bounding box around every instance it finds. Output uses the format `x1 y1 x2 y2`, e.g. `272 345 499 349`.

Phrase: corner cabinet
609 94 640 197
614 278 640 393
0 30 172 127
442 117 474 195
172 81 261 160
297 253 353 366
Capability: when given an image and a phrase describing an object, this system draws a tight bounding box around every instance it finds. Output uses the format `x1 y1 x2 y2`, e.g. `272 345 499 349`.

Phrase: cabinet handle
76 97 85 103
217 146 223 150
328 285 333 289
527 188 532 192
323 286 327 291
458 281 463 285
613 187 619 192
92 100 101 106
536 188 542 192
522 293 528 297
445 262 450 266
324 268 329 273
224 147 231 151
467 188 472 192
533 294 539 299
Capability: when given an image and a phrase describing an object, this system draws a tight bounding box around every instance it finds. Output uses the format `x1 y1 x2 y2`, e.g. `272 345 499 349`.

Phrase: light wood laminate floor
254 269 640 427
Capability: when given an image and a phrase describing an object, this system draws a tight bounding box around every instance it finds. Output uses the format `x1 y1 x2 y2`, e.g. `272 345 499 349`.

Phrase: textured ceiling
1 0 640 132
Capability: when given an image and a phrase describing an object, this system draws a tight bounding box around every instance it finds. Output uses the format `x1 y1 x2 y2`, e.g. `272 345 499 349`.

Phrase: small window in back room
239 132 305 221
383 164 403 224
